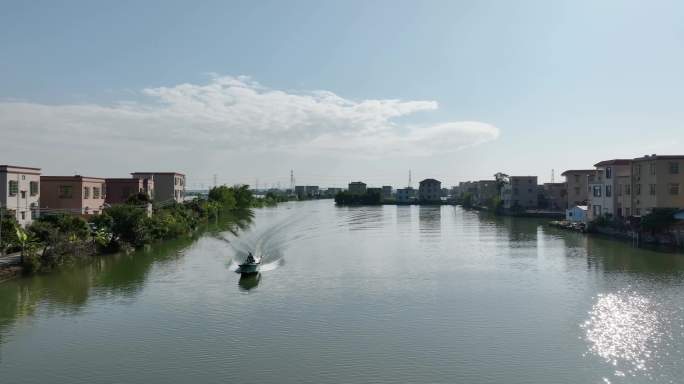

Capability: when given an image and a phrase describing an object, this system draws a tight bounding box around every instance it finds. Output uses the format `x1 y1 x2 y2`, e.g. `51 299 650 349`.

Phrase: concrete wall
0 166 41 226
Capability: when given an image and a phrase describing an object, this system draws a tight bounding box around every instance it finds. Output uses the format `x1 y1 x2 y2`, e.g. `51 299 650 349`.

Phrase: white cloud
0 75 499 158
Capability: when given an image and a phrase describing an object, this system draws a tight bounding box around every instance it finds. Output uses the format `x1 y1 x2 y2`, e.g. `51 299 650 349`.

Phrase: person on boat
246 252 256 264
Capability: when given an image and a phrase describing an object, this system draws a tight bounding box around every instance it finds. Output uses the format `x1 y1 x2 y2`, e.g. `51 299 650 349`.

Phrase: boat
237 252 261 274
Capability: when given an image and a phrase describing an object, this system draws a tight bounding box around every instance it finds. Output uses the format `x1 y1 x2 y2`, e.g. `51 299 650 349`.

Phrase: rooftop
561 169 594 176
0 165 41 171
632 154 684 161
594 159 632 167
41 175 106 181
131 172 185 176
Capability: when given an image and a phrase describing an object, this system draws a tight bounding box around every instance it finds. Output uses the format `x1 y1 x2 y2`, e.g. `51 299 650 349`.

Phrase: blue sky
1 0 683 188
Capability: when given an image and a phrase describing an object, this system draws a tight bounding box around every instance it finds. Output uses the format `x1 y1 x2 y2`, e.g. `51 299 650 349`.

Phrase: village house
105 177 155 205
348 181 367 195
40 175 106 215
542 182 568 211
631 155 684 216
396 187 416 203
131 172 185 203
418 179 442 203
501 176 538 210
561 169 594 208
587 159 632 220
474 180 498 206
0 165 41 227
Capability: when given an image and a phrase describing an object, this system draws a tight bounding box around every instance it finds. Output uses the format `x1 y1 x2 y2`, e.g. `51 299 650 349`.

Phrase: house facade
418 179 442 203
0 165 41 227
132 172 185 203
542 182 568 211
501 176 538 209
561 169 594 208
382 186 393 199
475 180 498 206
587 159 632 220
348 182 367 195
105 177 155 205
566 205 588 223
631 155 684 216
40 175 106 215
396 187 416 203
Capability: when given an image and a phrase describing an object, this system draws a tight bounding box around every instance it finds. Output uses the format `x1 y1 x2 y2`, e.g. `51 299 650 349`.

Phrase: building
105 177 155 205
501 176 538 209
587 159 632 220
475 180 498 206
418 179 442 203
348 181 367 195
323 187 342 198
566 205 588 223
396 187 416 203
40 175 106 215
294 185 307 199
457 181 477 199
305 186 320 198
0 165 41 227
631 155 684 216
562 169 594 208
132 172 185 203
542 182 568 211
382 186 393 199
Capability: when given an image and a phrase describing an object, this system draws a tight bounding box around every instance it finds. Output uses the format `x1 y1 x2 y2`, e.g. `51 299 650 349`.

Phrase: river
1 200 683 383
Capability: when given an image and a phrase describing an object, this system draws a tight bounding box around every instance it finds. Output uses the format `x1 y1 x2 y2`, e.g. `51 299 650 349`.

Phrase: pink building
40 175 106 215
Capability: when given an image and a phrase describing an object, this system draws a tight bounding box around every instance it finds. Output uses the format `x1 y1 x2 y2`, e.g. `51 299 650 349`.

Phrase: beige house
1 165 41 227
40 175 106 215
501 176 538 209
542 182 567 211
132 172 185 203
631 155 684 216
561 169 594 208
587 159 632 220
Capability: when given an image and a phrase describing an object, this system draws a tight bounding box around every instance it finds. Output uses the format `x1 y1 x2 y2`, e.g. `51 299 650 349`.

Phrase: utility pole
408 169 412 188
213 174 218 188
290 170 295 192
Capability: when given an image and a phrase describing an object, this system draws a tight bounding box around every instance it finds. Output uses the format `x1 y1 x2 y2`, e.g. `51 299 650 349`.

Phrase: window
93 187 101 199
575 175 580 183
59 185 73 198
575 187 580 196
617 184 622 196
83 186 90 199
8 180 18 196
670 162 680 174
593 205 602 216
635 164 641 177
20 191 26 199
636 184 641 195
649 184 656 195
670 183 680 195
625 184 631 195
30 181 38 196
617 208 622 217
626 208 631 216
20 211 25 220
593 186 602 197
650 163 656 175
605 185 612 197
606 167 612 179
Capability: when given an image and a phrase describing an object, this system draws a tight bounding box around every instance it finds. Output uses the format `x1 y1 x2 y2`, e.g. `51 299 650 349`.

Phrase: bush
640 208 679 233
334 190 381 205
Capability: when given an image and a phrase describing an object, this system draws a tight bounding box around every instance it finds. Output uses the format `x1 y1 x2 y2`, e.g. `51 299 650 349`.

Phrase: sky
1 0 683 189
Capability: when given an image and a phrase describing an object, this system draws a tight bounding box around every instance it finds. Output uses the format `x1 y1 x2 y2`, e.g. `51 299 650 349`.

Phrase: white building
587 159 632 220
1 165 41 227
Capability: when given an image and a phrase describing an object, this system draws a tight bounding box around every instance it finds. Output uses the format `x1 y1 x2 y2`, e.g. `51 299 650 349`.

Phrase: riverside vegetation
0 185 287 275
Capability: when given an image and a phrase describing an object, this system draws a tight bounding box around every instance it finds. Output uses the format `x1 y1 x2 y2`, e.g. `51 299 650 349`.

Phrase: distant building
1 165 41 227
40 175 106 215
542 182 568 211
131 172 185 203
475 180 498 206
587 159 632 220
294 185 307 199
419 179 442 203
566 205 588 223
348 181 367 195
382 186 393 199
501 176 538 209
105 177 155 205
561 169 594 208
396 187 416 203
631 154 684 216
324 187 342 198
305 186 320 198
367 187 382 197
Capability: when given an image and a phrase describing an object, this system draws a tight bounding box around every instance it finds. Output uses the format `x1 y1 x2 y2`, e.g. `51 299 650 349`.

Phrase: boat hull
237 263 260 274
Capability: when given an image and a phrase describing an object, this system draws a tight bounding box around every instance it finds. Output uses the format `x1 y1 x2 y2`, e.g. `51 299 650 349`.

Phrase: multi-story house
105 177 155 205
631 155 684 216
542 182 568 211
475 180 498 206
131 172 185 203
382 186 393 199
396 187 416 203
40 175 106 215
587 159 632 220
418 179 442 203
305 186 319 198
295 185 307 199
324 188 342 198
501 176 538 209
561 169 594 208
348 182 367 195
0 165 41 227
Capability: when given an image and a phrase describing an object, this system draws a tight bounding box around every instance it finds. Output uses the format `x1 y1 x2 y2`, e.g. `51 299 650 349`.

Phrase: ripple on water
581 289 671 380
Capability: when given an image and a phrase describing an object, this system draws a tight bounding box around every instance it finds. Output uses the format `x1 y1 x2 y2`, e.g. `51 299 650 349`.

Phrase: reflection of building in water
499 216 539 243
418 205 442 236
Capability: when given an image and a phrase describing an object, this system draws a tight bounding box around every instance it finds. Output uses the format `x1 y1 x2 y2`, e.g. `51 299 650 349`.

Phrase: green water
1 201 683 383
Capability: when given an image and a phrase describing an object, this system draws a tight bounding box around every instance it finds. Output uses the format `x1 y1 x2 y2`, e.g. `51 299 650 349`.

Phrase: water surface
1 201 683 383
